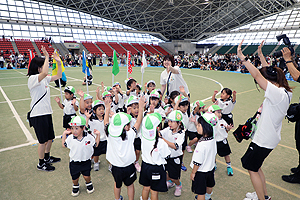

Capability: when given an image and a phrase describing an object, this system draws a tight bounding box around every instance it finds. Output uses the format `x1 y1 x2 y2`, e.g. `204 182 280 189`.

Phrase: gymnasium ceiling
35 0 298 41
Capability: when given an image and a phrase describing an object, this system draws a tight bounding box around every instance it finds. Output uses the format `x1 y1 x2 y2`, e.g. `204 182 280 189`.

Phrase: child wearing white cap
102 91 119 114
190 112 218 200
208 105 234 176
77 89 93 119
55 86 79 129
85 100 107 171
104 97 146 200
145 89 166 119
62 116 100 197
126 96 143 172
159 110 185 197
139 113 171 200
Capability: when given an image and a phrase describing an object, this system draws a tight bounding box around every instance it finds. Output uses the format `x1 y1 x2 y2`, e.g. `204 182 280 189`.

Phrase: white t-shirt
106 127 137 167
181 111 189 130
188 112 199 132
252 82 292 149
217 98 236 114
141 137 170 165
160 127 185 158
160 66 189 95
62 99 79 115
65 134 95 162
146 106 166 118
89 119 107 141
190 137 217 172
130 117 141 138
214 118 228 142
117 93 125 109
28 75 52 117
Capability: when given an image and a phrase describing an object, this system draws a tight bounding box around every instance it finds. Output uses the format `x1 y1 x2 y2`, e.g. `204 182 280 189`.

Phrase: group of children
55 77 237 200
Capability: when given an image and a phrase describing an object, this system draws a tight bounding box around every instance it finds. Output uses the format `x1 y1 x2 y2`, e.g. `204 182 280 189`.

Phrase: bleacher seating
82 42 102 55
0 39 15 58
261 45 277 55
216 46 233 54
151 44 170 55
142 44 162 55
15 39 35 56
64 41 77 43
95 42 114 57
294 46 300 56
242 45 258 56
108 42 127 56
120 43 138 54
34 40 54 55
131 43 152 55
227 45 246 54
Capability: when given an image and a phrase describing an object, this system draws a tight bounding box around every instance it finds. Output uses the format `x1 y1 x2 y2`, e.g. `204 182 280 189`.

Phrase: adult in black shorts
27 46 62 171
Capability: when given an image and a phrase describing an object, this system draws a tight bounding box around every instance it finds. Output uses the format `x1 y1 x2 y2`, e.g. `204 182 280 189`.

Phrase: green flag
112 51 119 76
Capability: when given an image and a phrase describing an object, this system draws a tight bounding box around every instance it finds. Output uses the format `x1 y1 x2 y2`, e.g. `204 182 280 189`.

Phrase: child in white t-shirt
85 100 107 171
159 110 185 197
190 112 218 200
139 113 171 200
55 86 79 129
113 82 125 112
62 116 100 197
126 78 138 97
102 91 119 114
104 97 146 200
143 80 156 107
208 105 234 176
163 91 180 128
145 89 166 119
212 88 236 125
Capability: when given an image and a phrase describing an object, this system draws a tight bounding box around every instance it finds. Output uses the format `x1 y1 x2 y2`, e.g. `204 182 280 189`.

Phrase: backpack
286 103 300 122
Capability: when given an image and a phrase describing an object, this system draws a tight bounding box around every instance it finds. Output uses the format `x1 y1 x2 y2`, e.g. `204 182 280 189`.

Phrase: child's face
71 126 84 138
84 99 93 110
150 98 159 107
95 106 105 117
65 92 73 100
130 81 137 89
196 123 203 136
164 97 169 104
220 90 230 100
214 110 222 119
168 120 179 131
147 83 156 92
179 104 189 114
130 103 139 117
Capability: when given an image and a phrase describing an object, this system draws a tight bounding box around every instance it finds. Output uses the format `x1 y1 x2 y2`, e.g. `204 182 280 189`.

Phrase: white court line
0 76 26 80
0 86 35 143
1 83 28 87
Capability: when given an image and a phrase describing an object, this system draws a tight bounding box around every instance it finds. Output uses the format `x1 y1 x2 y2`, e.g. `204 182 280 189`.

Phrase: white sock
226 162 231 168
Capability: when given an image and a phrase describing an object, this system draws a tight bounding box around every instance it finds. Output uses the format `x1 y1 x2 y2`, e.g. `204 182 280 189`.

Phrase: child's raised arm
77 89 85 114
72 98 78 111
55 96 64 109
212 90 218 103
232 90 237 103
133 96 146 131
257 40 269 67
112 87 119 104
174 94 182 111
104 98 111 126
93 129 100 147
62 130 71 148
96 87 103 100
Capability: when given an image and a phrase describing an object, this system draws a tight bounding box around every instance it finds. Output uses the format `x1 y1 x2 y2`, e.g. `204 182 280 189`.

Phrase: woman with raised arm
27 46 62 171
237 40 293 200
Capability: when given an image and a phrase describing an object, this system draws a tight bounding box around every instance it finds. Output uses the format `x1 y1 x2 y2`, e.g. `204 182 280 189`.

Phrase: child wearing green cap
159 110 185 197
190 112 218 200
104 96 146 200
145 89 166 119
208 105 234 176
55 86 79 129
62 116 100 197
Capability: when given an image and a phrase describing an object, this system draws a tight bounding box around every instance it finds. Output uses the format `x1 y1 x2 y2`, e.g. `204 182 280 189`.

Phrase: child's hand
96 87 100 94
189 115 196 123
213 100 218 105
63 130 72 136
166 107 172 116
144 82 147 90
55 96 60 103
94 129 100 136
179 85 185 94
52 52 61 63
196 101 200 107
101 81 104 88
233 90 236 96
213 90 218 95
190 172 195 181
41 46 49 57
139 96 146 108
77 89 84 97
72 98 76 105
109 111 114 118
85 110 92 119
226 124 234 131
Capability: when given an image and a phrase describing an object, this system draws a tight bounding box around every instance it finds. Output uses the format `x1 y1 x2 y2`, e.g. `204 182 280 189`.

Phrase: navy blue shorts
192 169 215 195
166 155 182 180
112 163 137 188
134 137 141 151
217 139 231 157
69 160 91 180
93 140 107 156
31 114 55 144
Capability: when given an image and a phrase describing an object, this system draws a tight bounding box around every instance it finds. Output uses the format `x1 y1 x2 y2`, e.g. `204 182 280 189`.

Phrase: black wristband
241 57 248 62
285 60 293 64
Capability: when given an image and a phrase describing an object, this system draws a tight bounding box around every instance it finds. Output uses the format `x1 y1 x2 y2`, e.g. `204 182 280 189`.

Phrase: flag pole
86 67 89 95
112 74 114 86
126 51 129 79
55 49 64 101
141 50 145 87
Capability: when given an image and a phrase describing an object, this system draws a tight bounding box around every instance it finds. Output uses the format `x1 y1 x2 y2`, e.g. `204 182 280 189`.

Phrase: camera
273 34 294 57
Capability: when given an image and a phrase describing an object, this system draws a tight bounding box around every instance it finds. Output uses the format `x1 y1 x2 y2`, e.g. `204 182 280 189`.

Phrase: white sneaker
244 198 258 200
108 164 112 173
94 162 99 171
246 192 257 199
140 196 151 200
